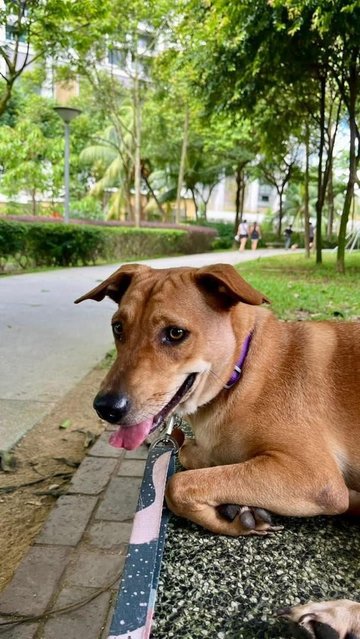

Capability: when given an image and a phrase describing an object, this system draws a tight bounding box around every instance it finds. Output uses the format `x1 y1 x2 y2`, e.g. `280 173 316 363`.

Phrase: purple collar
224 332 253 390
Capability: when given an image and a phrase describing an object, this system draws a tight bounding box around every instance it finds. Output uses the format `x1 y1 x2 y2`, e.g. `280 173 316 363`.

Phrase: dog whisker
208 367 228 387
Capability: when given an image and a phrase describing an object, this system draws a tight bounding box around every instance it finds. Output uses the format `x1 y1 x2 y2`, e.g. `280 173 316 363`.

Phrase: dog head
75 263 268 450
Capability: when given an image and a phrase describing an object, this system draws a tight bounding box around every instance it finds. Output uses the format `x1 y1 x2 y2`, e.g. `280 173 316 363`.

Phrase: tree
0 93 63 212
58 0 165 226
0 75 104 215
167 0 358 269
200 113 257 232
271 0 360 272
0 0 107 117
80 101 134 219
256 137 302 237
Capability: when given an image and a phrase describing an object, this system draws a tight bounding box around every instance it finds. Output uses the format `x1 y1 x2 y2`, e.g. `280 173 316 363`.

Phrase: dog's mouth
109 373 197 450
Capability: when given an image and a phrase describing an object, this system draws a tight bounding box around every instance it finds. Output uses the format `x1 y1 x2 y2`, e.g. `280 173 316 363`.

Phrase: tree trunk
190 187 198 220
133 60 142 227
175 107 189 224
326 160 334 240
0 82 13 118
240 177 245 221
200 183 217 221
304 125 310 257
336 60 358 274
315 75 326 264
143 174 165 219
234 166 242 233
124 170 133 221
278 191 284 237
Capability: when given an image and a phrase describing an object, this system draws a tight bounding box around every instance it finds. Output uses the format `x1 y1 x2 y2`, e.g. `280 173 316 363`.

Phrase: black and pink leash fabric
108 337 252 638
107 417 182 639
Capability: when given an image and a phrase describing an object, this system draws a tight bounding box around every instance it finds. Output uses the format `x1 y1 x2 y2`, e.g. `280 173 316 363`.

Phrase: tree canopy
0 0 359 271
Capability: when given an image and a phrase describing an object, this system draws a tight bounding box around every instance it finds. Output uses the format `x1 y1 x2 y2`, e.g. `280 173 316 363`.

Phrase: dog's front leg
178 439 280 533
165 453 349 536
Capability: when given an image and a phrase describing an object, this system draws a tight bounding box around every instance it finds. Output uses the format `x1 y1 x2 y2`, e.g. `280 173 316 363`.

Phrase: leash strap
107 438 177 639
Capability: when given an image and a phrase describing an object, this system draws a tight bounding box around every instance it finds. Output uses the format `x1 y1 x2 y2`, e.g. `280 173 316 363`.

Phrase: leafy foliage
0 219 216 269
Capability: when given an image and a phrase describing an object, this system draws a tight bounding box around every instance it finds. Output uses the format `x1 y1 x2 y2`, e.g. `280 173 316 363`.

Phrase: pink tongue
109 418 154 450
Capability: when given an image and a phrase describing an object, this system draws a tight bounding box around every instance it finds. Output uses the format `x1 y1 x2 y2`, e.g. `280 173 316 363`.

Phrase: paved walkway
0 248 286 638
0 430 147 639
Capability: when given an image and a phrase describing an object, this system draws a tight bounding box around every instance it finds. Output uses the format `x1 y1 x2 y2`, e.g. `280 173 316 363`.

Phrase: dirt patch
0 364 107 592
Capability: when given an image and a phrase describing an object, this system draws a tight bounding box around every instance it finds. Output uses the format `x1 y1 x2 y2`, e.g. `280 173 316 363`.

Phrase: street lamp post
53 106 82 224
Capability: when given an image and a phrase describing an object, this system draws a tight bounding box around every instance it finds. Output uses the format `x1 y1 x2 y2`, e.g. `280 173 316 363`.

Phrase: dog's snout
93 392 131 424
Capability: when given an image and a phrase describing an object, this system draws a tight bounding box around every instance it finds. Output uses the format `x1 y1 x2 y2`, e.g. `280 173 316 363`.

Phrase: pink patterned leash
108 417 183 639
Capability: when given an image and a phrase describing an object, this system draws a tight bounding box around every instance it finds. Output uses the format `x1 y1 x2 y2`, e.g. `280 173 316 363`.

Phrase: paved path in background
0 248 284 450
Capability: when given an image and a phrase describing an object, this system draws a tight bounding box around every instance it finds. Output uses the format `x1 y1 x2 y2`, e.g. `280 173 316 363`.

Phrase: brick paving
0 429 147 639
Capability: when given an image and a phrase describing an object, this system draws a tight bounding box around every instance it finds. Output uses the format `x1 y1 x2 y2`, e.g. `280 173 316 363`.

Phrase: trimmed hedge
0 219 216 270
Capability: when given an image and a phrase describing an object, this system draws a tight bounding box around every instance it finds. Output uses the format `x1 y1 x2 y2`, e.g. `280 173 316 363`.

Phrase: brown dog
76 262 360 637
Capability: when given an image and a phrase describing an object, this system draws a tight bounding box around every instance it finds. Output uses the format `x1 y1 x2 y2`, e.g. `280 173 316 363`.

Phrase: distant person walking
284 224 293 250
249 222 261 250
237 219 249 252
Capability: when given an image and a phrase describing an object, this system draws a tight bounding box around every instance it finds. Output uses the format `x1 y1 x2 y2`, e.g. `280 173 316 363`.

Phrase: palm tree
80 104 134 220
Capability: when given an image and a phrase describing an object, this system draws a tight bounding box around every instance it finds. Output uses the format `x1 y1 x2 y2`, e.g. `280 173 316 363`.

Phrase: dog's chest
188 413 252 466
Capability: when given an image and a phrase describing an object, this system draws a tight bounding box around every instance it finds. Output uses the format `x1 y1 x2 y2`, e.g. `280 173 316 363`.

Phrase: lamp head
53 106 82 124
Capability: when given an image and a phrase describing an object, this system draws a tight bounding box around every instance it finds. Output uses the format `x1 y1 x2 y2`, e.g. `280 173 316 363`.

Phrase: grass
236 252 360 321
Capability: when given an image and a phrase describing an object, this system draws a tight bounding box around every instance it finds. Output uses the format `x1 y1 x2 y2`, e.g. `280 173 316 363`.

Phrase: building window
261 195 270 202
6 24 27 43
138 33 152 51
107 48 127 67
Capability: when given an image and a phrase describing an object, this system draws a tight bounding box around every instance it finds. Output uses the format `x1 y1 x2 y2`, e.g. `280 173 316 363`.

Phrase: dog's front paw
277 600 360 639
217 504 283 536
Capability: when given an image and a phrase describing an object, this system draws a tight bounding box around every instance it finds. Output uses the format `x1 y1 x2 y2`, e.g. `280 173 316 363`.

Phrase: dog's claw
217 503 282 535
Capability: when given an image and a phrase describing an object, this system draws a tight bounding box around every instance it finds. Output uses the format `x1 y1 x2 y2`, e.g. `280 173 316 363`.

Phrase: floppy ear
74 264 149 304
194 263 270 307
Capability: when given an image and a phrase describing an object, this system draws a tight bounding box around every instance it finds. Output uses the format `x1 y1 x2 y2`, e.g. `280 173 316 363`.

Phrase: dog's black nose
93 393 131 424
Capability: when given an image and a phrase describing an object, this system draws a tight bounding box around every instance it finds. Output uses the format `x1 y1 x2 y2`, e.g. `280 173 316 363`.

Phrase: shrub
25 224 107 267
0 220 29 268
0 219 216 270
102 227 188 262
188 220 234 249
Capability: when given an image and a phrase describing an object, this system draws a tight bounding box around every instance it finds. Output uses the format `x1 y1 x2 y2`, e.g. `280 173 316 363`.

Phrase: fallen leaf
0 451 17 472
59 419 72 430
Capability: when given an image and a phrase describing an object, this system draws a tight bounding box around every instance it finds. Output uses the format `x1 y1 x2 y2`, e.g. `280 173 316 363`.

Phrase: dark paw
217 503 282 535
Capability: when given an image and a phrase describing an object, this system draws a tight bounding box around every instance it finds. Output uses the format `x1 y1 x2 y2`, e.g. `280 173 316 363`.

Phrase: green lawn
236 252 360 321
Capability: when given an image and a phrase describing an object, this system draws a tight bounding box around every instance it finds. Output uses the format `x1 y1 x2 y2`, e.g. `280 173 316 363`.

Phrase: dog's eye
163 326 188 344
112 322 123 339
